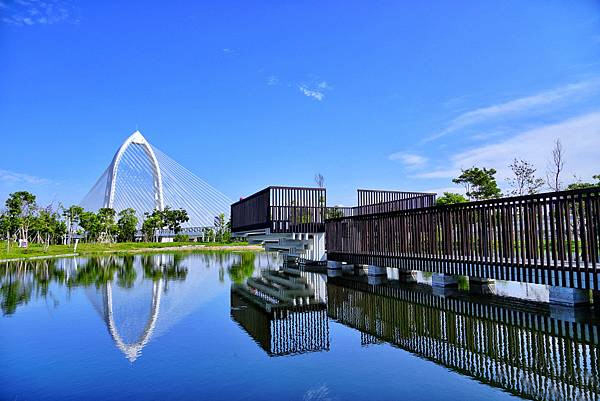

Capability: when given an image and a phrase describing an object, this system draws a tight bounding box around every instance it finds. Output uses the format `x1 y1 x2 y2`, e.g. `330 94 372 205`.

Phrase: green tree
202 227 215 242
79 211 101 241
436 192 468 206
5 191 37 242
567 174 600 190
141 211 163 242
162 207 189 234
452 167 502 200
63 205 84 244
31 207 66 247
214 213 226 242
506 159 544 196
97 208 117 242
117 208 138 242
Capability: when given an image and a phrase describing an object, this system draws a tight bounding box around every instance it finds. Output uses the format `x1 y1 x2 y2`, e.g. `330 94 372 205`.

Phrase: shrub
174 234 190 242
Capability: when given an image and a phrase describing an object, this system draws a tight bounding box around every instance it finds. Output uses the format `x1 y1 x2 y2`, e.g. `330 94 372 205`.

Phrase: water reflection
1 252 278 362
327 275 600 401
230 267 329 356
3 254 600 400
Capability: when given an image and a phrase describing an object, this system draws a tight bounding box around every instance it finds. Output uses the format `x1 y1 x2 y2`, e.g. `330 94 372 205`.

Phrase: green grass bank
0 241 259 261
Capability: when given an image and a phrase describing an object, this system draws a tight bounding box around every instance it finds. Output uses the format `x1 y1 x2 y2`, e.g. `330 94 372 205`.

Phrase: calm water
1 252 599 401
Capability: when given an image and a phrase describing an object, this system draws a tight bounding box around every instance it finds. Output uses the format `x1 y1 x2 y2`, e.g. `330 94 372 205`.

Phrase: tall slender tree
546 138 565 191
506 159 544 196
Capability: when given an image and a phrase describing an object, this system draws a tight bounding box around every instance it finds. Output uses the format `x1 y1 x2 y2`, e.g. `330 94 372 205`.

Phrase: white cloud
2 0 75 26
299 85 324 101
388 152 427 167
267 75 279 86
298 79 332 101
426 79 600 141
0 169 49 185
416 111 600 188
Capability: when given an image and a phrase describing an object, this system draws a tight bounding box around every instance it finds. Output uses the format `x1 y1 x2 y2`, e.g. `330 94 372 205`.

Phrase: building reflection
327 275 600 401
230 267 329 356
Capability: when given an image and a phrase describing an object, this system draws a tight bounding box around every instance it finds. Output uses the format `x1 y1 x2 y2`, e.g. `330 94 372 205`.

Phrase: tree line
436 139 600 206
0 191 233 248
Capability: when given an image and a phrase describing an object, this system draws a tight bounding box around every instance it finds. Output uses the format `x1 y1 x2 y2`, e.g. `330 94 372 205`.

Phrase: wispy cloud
1 0 77 26
426 79 600 141
298 79 332 101
388 152 427 167
299 85 325 101
266 75 279 86
416 111 600 188
0 169 50 185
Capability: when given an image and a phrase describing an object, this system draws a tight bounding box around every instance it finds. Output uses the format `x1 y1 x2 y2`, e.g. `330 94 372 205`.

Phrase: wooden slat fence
326 187 600 289
327 192 436 218
231 186 327 233
357 189 436 207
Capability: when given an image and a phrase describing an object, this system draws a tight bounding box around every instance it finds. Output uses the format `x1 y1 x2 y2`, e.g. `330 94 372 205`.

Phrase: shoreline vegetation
0 241 262 262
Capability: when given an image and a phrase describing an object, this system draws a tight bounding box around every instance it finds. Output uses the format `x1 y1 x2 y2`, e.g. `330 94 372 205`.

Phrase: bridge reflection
230 268 329 356
327 275 600 401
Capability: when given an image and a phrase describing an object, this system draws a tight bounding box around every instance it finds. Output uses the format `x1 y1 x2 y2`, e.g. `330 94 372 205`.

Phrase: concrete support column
368 275 385 286
469 277 496 295
367 265 387 276
432 273 458 288
327 260 342 270
398 270 418 283
592 290 600 307
549 287 591 307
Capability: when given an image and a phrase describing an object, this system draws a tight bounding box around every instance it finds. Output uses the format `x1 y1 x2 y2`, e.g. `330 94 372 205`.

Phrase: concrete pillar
593 290 600 306
549 287 591 307
469 277 496 295
367 265 387 276
368 275 385 286
342 263 355 273
327 260 342 270
398 271 418 283
432 286 459 298
432 273 458 288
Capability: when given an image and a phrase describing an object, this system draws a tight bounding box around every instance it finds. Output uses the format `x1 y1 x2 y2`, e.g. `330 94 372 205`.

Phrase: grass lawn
0 240 252 261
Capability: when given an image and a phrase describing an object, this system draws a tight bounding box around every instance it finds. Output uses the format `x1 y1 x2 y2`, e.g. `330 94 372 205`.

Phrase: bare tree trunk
546 138 565 191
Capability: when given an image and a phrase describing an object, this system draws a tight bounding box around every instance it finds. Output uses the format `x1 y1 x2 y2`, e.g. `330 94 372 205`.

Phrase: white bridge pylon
106 131 164 211
80 130 232 227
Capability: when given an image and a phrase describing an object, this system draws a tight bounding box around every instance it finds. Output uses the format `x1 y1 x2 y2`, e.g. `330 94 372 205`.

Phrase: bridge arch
104 131 164 211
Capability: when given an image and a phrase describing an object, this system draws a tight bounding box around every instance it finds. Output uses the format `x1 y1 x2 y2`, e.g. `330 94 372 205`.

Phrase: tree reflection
0 254 189 315
227 252 255 284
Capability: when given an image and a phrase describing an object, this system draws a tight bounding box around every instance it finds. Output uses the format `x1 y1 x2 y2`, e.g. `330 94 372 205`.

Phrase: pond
1 252 599 401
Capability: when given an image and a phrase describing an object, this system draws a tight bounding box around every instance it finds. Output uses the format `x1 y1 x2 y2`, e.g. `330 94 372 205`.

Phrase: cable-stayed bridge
81 131 231 229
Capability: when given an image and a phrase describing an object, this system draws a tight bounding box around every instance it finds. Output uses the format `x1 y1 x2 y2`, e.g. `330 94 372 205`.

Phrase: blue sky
1 0 600 207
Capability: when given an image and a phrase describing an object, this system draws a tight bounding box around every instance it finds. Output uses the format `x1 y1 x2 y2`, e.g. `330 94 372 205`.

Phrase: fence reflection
327 276 600 401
